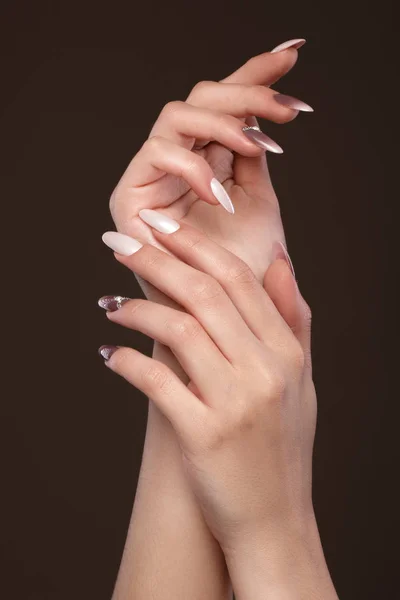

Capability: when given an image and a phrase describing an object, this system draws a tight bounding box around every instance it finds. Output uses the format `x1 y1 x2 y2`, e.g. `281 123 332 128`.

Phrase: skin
107 47 317 598
102 220 338 599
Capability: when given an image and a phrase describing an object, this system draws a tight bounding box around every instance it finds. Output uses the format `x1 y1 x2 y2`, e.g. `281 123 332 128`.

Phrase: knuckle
190 79 214 98
144 135 164 153
231 399 259 433
287 339 306 372
141 246 164 269
160 100 184 120
189 275 223 304
259 367 286 402
224 259 256 287
167 314 202 342
181 153 203 177
203 420 228 452
141 362 174 395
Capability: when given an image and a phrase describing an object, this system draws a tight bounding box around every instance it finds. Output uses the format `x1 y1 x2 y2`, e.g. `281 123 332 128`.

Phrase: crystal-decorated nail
273 94 314 113
242 126 283 154
139 209 180 234
98 345 119 361
98 296 130 312
210 178 235 214
271 39 306 53
102 231 143 256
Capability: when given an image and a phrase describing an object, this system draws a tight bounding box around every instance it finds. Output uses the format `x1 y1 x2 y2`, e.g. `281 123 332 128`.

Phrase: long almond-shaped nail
98 345 119 361
102 231 143 255
139 209 180 234
271 38 306 53
273 94 314 113
98 296 131 311
210 178 235 214
242 126 283 154
273 241 296 278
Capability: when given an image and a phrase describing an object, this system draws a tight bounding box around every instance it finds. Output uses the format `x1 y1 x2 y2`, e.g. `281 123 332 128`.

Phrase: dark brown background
1 1 398 598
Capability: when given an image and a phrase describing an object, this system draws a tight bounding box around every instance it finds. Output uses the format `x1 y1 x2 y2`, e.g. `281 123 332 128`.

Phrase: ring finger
101 297 232 401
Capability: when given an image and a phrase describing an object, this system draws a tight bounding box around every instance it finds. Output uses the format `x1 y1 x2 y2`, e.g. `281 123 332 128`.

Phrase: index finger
220 47 299 86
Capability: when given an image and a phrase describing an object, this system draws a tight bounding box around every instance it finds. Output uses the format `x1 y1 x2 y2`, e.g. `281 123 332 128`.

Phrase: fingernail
98 345 119 361
271 38 306 53
98 296 130 311
273 241 296 278
138 209 180 234
210 178 235 214
242 126 283 154
102 231 143 255
273 94 314 113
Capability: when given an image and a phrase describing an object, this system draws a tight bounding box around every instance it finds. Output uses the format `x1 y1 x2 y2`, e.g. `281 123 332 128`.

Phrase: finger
148 101 283 154
104 298 232 401
186 82 301 124
263 251 312 370
112 135 234 215
99 345 206 446
220 46 300 86
135 213 294 349
101 232 255 363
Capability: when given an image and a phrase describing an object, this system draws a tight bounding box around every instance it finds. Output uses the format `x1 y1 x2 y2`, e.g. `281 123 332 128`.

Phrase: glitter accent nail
98 296 130 312
98 345 119 361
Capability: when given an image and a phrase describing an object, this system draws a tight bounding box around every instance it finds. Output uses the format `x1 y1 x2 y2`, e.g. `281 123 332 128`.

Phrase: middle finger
102 231 256 363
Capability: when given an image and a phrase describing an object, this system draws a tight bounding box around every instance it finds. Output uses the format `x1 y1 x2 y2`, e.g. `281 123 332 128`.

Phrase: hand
100 219 338 598
100 216 315 551
109 41 313 309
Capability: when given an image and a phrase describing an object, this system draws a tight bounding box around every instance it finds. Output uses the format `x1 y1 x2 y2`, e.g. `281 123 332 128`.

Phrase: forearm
223 515 338 600
112 342 231 600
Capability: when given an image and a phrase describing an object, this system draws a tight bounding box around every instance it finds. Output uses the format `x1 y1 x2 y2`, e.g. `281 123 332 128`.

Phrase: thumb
264 242 312 371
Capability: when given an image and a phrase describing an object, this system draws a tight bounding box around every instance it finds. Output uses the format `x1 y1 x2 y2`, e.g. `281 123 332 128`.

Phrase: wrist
223 513 338 600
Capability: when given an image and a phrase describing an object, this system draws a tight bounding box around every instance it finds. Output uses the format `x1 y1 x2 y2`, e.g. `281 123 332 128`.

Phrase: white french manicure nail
102 231 143 256
270 38 306 53
139 209 180 234
210 178 235 214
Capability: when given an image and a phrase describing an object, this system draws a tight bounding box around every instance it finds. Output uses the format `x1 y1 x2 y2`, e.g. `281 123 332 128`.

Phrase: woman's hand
109 40 313 305
98 215 339 600
100 217 337 598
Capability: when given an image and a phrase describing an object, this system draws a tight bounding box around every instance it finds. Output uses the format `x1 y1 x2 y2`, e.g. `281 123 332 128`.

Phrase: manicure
273 241 296 278
273 94 314 113
98 296 131 311
242 126 283 154
271 38 306 54
98 345 119 361
210 178 235 214
139 209 180 234
102 231 143 255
